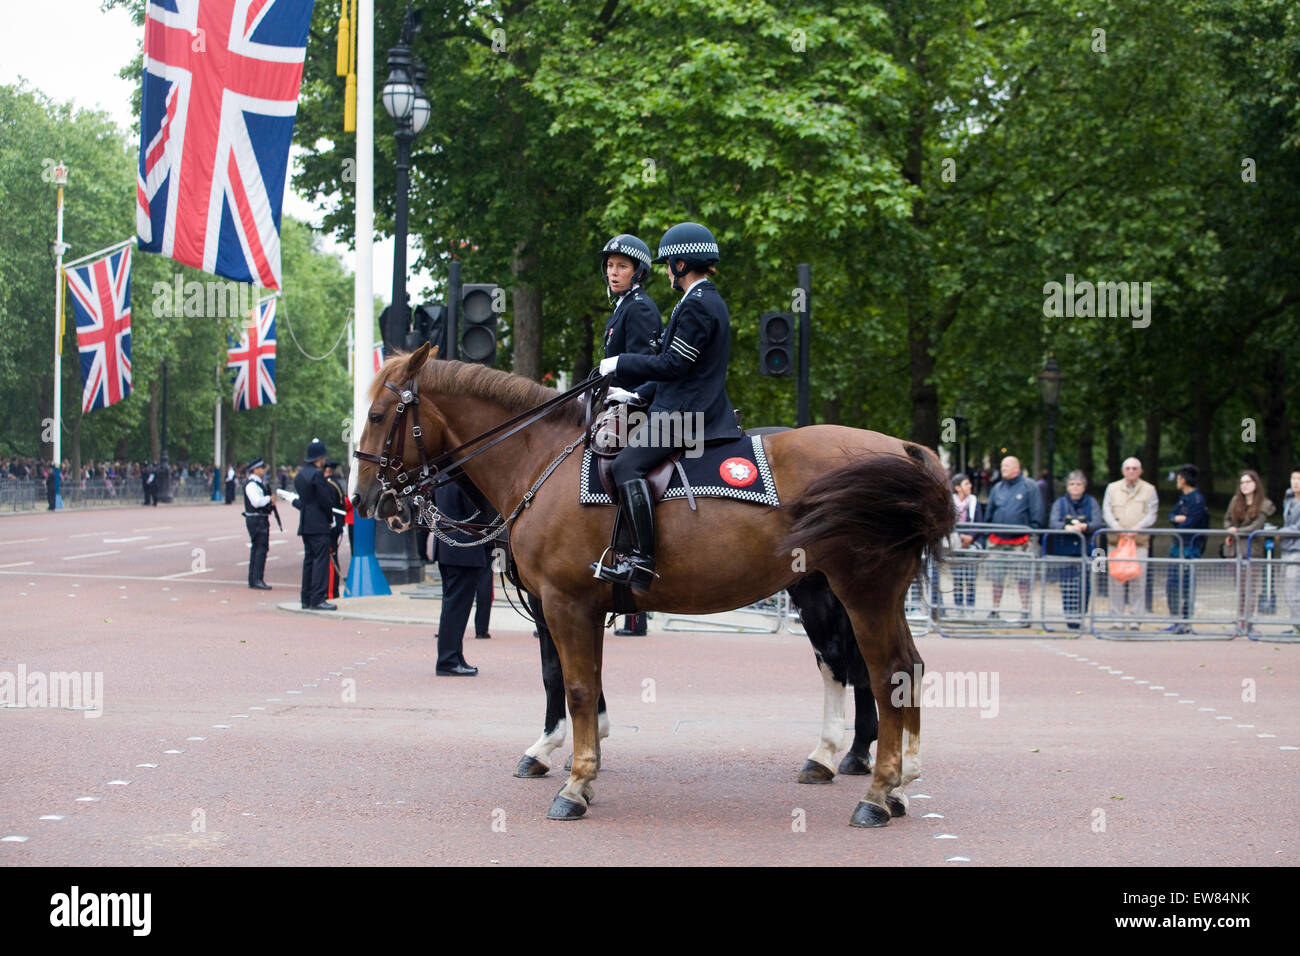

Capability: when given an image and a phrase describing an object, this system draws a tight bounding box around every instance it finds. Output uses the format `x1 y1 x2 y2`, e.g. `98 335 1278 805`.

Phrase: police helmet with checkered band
600 234 653 286
652 222 720 275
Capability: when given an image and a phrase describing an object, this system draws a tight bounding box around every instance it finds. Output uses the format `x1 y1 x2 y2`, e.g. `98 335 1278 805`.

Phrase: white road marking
206 534 242 541
62 550 121 561
945 856 971 862
75 797 100 802
1 836 30 842
69 531 110 538
186 737 206 742
132 525 173 532
0 561 34 569
39 815 65 821
136 764 158 769
163 749 184 754
106 780 130 786
103 536 150 543
0 537 48 546
935 834 958 839
144 541 190 550
161 568 213 579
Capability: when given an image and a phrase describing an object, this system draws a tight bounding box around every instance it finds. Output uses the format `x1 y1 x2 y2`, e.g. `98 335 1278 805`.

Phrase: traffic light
404 304 446 355
759 311 793 376
458 284 500 365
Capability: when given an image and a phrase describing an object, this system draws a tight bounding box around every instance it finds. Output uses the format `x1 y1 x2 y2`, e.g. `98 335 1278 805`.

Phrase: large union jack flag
68 247 134 414
136 0 315 290
228 297 277 410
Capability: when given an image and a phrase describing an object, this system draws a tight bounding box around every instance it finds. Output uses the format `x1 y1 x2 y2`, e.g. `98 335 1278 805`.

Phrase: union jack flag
136 0 315 290
228 297 277 410
372 343 384 374
67 247 134 414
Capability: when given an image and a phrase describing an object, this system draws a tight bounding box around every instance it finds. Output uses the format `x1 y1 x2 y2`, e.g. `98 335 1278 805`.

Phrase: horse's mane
371 353 586 426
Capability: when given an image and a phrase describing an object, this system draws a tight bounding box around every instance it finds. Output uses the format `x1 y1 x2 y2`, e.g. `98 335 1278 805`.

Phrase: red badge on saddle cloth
720 457 757 487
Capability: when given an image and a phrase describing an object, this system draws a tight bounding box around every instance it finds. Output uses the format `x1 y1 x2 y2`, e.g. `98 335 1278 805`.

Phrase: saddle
590 405 687 504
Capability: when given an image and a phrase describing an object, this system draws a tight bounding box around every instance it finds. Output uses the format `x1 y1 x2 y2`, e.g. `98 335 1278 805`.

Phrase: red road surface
1 504 1297 865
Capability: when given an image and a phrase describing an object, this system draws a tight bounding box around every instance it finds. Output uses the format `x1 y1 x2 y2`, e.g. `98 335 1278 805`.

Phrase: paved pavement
1 503 1297 865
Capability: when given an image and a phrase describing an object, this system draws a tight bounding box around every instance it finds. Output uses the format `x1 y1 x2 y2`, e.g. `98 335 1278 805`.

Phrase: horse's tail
782 443 954 582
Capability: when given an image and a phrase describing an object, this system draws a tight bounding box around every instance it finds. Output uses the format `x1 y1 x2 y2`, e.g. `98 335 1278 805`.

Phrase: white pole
52 163 68 468
350 0 374 499
346 317 355 467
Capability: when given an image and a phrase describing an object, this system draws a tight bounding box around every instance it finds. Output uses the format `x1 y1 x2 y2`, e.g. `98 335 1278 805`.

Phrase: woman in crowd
1224 469 1276 634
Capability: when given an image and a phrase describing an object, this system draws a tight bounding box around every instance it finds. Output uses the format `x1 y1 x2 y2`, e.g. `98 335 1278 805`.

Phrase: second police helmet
600 234 653 288
653 222 720 289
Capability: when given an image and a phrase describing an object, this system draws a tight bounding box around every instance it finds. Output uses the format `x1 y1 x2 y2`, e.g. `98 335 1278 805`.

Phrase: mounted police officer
242 458 275 590
294 438 337 610
594 222 740 592
599 232 661 631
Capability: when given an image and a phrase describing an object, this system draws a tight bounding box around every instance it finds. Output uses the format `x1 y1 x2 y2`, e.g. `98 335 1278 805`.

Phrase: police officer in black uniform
294 438 337 610
323 460 347 598
433 481 489 676
599 233 661 632
594 222 740 592
242 458 274 590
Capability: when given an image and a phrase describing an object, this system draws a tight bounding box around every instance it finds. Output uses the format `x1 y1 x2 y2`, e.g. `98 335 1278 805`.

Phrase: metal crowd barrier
1 476 217 511
929 525 1087 637
1088 529 1241 640
1244 529 1300 643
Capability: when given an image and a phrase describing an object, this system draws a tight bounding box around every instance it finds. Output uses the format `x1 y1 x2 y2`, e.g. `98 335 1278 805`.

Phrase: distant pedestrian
949 473 984 617
225 464 236 504
1102 457 1158 628
1163 464 1209 633
1049 470 1102 628
242 459 274 591
982 455 1042 621
1224 469 1276 634
1281 470 1300 632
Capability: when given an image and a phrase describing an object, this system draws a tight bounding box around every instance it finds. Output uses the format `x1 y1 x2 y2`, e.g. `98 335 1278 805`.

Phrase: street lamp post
1037 354 1063 497
373 6 429 585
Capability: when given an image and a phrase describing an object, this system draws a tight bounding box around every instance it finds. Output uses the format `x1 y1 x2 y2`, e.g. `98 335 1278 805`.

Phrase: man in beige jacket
1102 457 1159 628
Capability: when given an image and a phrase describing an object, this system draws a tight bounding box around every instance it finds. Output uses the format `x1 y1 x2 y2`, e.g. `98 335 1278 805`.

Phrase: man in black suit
433 481 490 676
323 460 348 599
293 438 337 611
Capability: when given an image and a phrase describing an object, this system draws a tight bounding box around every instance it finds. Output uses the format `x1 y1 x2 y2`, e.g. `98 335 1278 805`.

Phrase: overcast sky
0 0 435 319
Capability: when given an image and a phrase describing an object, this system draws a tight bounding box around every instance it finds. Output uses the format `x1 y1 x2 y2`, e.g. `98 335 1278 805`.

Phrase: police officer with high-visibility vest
595 222 740 592
242 458 276 590
598 233 661 632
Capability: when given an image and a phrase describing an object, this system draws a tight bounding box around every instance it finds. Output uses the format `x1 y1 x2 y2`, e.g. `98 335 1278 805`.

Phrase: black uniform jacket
433 483 491 568
293 463 335 536
603 287 661 393
615 280 741 443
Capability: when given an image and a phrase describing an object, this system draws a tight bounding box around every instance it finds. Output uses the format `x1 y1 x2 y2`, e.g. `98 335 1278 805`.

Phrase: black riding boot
593 479 657 591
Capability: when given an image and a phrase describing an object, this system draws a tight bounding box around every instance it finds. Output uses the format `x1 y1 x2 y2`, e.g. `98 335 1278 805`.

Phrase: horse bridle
353 370 612 543
353 376 435 505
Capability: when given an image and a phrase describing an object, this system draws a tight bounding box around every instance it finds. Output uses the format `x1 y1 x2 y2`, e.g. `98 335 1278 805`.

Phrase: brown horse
353 344 954 827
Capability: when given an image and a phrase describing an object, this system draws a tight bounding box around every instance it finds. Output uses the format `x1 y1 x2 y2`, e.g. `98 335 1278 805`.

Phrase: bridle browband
354 368 611 543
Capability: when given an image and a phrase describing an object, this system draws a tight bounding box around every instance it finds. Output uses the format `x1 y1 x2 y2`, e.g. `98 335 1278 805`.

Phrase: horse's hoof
850 800 892 828
514 755 549 778
838 750 873 775
887 793 908 817
797 759 835 784
547 793 588 821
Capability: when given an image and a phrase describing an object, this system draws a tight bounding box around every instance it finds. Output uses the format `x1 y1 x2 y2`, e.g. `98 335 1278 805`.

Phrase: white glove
605 387 640 405
599 356 618 376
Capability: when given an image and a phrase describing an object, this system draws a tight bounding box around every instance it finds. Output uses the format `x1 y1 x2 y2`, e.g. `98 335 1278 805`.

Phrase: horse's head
352 342 448 532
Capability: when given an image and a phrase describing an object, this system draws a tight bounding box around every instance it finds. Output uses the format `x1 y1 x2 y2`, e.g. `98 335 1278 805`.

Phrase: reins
355 367 610 548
